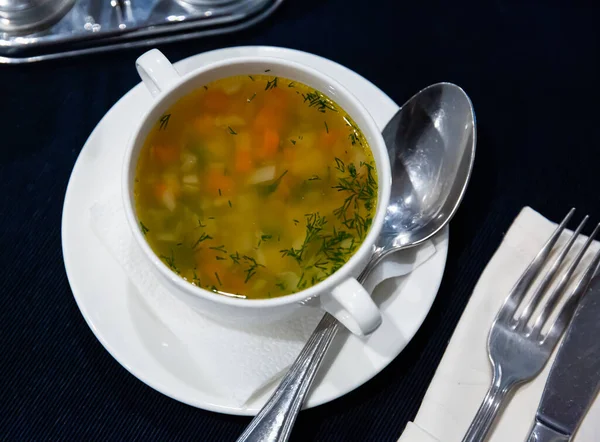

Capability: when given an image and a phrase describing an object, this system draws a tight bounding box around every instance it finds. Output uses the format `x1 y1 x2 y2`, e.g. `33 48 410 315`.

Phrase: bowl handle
135 49 181 98
320 277 382 336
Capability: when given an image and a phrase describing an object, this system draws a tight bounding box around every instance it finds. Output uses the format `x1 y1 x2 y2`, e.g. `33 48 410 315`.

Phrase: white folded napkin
90 194 436 406
398 207 600 442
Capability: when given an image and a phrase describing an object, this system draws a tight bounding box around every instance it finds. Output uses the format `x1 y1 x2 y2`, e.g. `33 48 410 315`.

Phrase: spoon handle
236 267 372 442
235 313 340 442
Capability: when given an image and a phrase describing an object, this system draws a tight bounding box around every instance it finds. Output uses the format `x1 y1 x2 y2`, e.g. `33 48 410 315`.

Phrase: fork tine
514 215 589 331
497 208 575 322
530 222 600 337
541 244 600 345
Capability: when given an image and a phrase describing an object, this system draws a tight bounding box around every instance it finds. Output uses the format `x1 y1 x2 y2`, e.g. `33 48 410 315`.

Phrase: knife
526 273 600 442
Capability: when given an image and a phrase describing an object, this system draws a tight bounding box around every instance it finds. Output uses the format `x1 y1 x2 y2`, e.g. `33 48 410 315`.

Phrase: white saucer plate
62 46 449 416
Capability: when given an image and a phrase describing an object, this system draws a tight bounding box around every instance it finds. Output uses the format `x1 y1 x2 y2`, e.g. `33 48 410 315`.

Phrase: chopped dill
348 163 357 178
218 188 222 196
281 212 327 265
192 270 201 286
334 157 345 172
331 162 377 240
192 233 212 249
230 251 241 264
324 121 329 133
139 221 149 236
293 219 299 225
228 126 238 135
265 77 278 91
160 249 179 274
228 200 232 208
314 259 329 271
248 75 255 81
308 175 320 181
247 93 257 103
242 255 265 283
280 246 302 264
159 113 171 130
257 170 288 196
264 69 271 72
288 81 295 88
257 234 272 248
198 220 207 227
297 272 307 289
203 85 208 90
275 280 287 291
216 256 226 261
215 272 222 286
290 139 296 145
302 91 337 113
209 245 227 254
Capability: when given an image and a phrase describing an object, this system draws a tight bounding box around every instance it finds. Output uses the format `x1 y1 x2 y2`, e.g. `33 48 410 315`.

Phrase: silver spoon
236 82 476 442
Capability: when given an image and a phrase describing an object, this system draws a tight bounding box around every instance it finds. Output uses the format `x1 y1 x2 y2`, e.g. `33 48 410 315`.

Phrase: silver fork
462 208 600 442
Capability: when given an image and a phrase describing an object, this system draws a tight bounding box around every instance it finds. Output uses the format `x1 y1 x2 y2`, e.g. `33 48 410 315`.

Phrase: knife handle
526 421 570 442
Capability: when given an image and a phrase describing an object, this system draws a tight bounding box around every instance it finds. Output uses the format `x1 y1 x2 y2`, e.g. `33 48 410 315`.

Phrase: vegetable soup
134 73 378 299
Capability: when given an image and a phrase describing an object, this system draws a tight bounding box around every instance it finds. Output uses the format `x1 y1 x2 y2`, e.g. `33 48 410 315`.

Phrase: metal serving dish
0 0 282 64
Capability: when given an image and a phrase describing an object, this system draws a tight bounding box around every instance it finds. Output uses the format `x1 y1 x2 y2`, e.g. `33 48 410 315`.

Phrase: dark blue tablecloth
1 0 599 440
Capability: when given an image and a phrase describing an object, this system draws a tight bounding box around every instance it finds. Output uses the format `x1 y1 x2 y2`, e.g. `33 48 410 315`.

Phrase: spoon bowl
237 82 476 442
363 82 476 276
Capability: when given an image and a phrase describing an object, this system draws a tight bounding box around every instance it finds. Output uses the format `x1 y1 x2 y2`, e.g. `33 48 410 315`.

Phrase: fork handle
462 375 516 442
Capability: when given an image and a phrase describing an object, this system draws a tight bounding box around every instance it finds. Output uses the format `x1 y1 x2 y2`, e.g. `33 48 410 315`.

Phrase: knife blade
526 273 600 442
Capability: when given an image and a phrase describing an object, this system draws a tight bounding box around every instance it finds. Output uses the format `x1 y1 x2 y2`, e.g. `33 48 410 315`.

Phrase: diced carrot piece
152 145 179 164
154 182 177 210
154 182 167 201
194 115 215 135
257 129 280 159
235 149 253 173
206 169 235 196
318 128 339 150
254 106 282 131
202 90 229 112
225 272 247 294
283 147 295 164
266 87 288 111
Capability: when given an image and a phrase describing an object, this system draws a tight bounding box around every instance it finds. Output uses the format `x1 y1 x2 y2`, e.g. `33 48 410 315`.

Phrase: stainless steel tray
0 0 283 64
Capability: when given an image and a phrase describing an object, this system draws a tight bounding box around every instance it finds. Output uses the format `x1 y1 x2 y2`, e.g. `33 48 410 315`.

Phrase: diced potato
220 78 243 95
296 132 316 149
182 184 199 194
156 233 178 242
181 152 197 172
290 147 326 178
183 175 199 185
255 249 266 266
252 279 267 291
161 189 176 211
277 272 300 290
248 165 276 184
